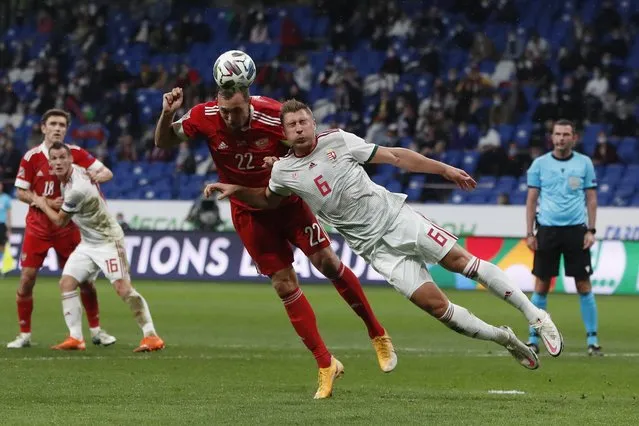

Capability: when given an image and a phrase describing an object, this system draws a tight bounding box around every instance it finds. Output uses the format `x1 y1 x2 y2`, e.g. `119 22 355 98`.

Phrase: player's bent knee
113 279 133 298
59 275 80 292
18 268 38 294
270 267 299 297
575 278 592 294
409 282 449 317
439 244 472 274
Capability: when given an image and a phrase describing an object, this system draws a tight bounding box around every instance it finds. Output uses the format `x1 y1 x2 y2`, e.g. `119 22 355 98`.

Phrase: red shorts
231 198 331 276
21 226 81 269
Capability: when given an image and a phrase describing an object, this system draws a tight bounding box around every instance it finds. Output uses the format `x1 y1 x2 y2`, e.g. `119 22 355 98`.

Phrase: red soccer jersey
174 95 296 210
15 143 101 237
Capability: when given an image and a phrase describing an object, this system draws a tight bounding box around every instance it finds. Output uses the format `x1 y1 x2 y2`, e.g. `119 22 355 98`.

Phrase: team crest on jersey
254 138 269 149
309 162 317 169
218 141 228 150
327 150 337 161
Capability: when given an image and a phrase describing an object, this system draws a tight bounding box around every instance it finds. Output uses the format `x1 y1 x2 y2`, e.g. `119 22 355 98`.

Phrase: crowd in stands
1 0 639 206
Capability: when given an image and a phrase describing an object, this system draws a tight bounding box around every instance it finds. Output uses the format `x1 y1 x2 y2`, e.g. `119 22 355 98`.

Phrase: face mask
597 136 606 144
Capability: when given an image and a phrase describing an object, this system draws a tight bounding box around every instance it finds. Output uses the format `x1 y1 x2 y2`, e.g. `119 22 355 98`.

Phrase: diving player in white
32 142 165 352
206 99 564 380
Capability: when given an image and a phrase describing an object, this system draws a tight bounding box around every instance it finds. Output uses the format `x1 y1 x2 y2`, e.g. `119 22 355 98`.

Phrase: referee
525 119 601 356
0 181 12 276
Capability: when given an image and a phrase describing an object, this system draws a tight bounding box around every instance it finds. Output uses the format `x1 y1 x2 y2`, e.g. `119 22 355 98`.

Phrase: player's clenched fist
162 87 184 113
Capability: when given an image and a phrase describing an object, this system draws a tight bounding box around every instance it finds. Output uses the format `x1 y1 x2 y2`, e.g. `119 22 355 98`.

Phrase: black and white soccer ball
213 50 257 89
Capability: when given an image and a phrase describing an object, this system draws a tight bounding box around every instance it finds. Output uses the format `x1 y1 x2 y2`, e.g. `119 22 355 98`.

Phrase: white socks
123 289 156 337
62 291 83 340
438 302 509 345
463 256 542 323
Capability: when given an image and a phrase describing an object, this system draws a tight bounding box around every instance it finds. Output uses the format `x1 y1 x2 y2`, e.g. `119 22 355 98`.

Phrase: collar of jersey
551 152 574 162
40 141 50 159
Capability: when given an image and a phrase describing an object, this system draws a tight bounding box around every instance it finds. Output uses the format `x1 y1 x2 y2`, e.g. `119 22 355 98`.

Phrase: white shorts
361 205 457 298
62 239 129 284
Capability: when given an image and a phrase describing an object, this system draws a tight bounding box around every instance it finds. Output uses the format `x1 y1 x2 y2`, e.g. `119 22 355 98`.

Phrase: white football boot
501 326 539 370
7 333 32 348
91 328 117 346
530 311 563 357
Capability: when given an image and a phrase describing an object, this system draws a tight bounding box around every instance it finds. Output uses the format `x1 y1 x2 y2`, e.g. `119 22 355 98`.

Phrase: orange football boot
51 336 86 351
133 335 165 353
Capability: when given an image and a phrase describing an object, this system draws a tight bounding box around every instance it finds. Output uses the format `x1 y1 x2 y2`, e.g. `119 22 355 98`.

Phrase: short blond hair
280 99 313 123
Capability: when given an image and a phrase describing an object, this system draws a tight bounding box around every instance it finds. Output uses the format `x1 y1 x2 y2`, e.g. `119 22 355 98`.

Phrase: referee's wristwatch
587 228 596 235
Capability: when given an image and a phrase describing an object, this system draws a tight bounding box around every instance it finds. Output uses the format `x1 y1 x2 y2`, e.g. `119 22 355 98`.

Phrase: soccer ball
213 50 257 89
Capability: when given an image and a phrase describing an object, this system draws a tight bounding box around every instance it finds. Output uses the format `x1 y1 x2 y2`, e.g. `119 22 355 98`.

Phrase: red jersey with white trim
173 95 296 210
15 143 102 237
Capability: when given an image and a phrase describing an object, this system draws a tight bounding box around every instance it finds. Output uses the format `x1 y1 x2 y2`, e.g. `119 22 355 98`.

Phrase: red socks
281 288 332 368
16 292 33 333
80 285 100 328
331 263 385 339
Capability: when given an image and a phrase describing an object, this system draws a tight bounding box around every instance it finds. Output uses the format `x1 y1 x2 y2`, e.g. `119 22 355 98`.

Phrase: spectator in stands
0 139 21 192
449 122 476 151
489 92 512 127
451 23 473 50
418 43 440 76
503 142 532 176
93 142 112 170
595 0 622 38
293 55 313 98
388 12 413 39
380 48 403 89
477 125 501 152
532 90 559 126
525 31 550 61
585 68 609 102
151 64 169 90
611 103 637 137
256 59 287 96
470 32 496 63
280 13 303 60
175 141 196 175
503 31 525 60
591 132 619 166
249 13 269 43
116 134 138 162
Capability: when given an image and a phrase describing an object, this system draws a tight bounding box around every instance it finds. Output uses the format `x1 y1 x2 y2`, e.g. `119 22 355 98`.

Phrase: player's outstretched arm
88 165 113 184
31 194 71 228
204 183 283 209
370 147 477 191
155 88 186 149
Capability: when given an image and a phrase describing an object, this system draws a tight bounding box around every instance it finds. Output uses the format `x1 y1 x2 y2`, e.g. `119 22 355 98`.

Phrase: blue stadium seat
386 180 402 193
406 175 425 201
496 176 516 192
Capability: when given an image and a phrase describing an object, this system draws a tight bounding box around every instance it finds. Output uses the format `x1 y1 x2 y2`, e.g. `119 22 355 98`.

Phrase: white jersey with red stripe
268 128 407 254
61 165 124 245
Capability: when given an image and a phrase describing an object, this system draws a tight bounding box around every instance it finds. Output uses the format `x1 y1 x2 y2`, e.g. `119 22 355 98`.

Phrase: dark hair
217 86 250 101
280 99 314 123
553 119 576 134
48 141 71 155
41 109 70 126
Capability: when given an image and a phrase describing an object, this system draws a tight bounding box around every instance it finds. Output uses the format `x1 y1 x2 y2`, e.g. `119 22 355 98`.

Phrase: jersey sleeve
61 189 84 214
584 157 597 189
339 129 378 164
172 104 206 141
267 165 293 197
14 156 33 190
71 147 101 171
527 159 541 188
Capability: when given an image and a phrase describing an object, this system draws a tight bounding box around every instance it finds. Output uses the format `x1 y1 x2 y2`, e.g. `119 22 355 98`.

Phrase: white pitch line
488 390 526 395
1 346 638 362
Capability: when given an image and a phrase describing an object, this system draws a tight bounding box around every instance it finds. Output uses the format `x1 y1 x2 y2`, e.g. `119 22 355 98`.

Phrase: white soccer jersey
61 165 124 245
269 129 406 253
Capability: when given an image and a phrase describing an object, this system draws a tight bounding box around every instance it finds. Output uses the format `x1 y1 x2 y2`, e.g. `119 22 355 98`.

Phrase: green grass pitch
1 278 638 425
